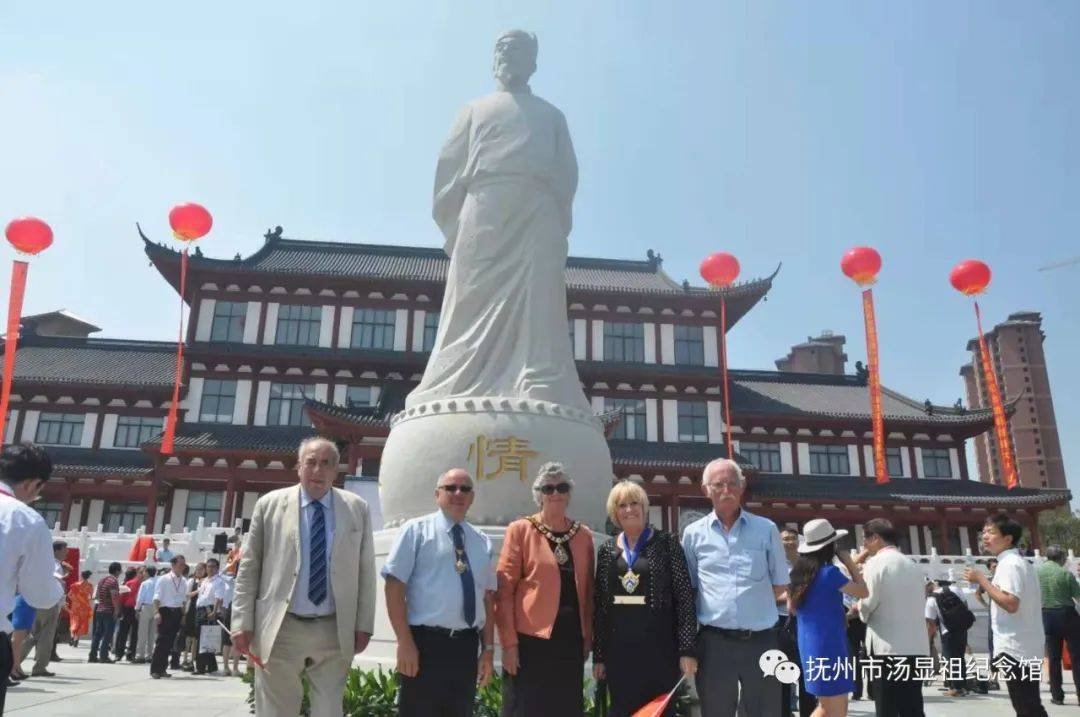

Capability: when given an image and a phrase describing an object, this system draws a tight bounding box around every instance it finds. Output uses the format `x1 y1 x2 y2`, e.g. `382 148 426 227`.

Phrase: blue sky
2 2 1078 498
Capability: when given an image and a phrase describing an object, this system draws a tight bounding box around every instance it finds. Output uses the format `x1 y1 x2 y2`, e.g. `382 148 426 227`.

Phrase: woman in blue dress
788 519 869 717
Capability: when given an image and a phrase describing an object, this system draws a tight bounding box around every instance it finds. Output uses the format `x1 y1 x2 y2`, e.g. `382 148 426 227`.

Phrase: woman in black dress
180 561 206 671
593 481 697 717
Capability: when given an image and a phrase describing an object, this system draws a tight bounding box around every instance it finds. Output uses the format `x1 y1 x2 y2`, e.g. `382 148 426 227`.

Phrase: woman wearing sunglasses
592 480 697 717
495 462 595 717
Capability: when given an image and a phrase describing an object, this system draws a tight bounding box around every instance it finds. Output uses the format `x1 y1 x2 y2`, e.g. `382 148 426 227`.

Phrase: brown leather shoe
30 669 56 677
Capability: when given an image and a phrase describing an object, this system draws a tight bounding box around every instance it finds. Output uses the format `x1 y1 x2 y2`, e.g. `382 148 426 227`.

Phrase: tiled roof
746 474 1069 509
141 423 316 453
143 231 778 298
1 336 175 389
731 372 998 425
188 342 426 371
305 400 390 427
610 440 743 469
48 447 154 477
583 364 997 427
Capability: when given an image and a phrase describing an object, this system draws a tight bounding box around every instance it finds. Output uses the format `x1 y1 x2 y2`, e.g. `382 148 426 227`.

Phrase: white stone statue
407 29 590 412
378 30 613 531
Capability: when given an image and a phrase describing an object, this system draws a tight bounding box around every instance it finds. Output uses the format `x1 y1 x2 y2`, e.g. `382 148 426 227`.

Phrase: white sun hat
797 518 849 554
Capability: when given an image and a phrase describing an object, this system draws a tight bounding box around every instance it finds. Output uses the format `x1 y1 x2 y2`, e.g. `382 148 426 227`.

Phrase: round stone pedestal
378 396 614 530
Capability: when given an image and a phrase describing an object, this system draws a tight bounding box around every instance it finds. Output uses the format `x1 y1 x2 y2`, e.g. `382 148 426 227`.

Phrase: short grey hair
1046 544 1067 564
531 461 574 506
436 468 474 487
297 436 340 465
703 458 745 486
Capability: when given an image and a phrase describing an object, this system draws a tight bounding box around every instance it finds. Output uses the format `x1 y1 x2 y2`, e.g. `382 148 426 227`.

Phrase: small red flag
631 675 685 717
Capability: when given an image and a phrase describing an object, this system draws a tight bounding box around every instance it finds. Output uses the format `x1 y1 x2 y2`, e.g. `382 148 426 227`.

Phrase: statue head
493 29 537 90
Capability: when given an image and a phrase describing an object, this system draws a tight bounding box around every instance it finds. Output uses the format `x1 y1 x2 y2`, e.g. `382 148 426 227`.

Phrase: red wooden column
59 483 74 530
346 442 362 476
1027 511 1043 551
145 483 159 533
222 469 238 530
936 514 950 554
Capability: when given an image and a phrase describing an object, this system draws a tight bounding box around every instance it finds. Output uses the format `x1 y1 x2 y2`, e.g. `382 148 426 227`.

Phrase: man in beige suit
231 437 376 717
855 518 929 717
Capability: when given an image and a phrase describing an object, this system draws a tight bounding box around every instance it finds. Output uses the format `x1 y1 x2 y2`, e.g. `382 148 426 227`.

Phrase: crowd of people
0 443 249 716
2 438 1078 717
5 541 246 686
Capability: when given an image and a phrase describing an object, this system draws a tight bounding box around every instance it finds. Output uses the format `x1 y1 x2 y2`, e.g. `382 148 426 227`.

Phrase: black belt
703 625 773 640
287 613 334 622
412 625 478 638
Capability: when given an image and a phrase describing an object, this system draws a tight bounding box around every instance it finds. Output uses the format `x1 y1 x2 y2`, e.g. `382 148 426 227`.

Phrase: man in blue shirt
383 468 496 717
682 458 788 716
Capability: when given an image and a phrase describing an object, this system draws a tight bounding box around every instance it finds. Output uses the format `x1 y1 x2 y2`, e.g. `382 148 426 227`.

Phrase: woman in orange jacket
495 462 594 717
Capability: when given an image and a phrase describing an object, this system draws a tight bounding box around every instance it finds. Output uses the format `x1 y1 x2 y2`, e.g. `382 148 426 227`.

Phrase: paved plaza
5 642 250 716
5 641 1079 716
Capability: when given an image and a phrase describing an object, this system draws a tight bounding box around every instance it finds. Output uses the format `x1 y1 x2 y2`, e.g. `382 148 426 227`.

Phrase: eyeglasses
438 484 473 494
539 483 571 495
706 481 742 491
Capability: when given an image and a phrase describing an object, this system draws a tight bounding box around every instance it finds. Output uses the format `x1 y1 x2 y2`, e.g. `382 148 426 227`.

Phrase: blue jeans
90 613 116 660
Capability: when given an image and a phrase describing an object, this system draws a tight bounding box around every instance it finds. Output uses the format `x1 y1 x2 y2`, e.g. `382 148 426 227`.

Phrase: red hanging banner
975 301 1018 489
0 260 29 443
160 249 189 454
862 289 888 483
720 296 734 458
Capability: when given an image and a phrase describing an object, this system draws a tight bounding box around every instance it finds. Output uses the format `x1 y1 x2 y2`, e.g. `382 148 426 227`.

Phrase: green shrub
245 664 696 716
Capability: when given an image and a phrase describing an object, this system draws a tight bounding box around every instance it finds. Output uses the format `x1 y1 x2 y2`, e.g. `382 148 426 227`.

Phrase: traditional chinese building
1 226 1068 552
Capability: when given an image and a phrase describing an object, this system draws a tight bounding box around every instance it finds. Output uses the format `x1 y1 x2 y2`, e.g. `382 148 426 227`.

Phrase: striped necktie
308 500 327 605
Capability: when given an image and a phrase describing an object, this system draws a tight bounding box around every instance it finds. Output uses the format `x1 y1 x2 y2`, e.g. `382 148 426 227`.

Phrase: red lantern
949 259 991 296
840 246 881 287
5 217 53 256
168 203 213 242
700 252 740 288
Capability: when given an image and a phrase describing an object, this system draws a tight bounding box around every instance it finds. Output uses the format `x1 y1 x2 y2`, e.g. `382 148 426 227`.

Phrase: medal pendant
455 559 468 574
620 569 640 594
554 543 570 565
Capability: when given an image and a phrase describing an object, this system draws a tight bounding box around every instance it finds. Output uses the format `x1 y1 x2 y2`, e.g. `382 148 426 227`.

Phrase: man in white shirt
156 538 175 564
855 518 929 716
219 573 238 676
964 513 1047 716
133 567 159 663
194 557 226 675
150 555 188 679
924 580 976 696
0 444 65 712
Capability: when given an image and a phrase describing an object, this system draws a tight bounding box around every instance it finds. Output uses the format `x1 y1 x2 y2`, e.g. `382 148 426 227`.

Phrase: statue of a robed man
407 29 590 412
379 30 613 531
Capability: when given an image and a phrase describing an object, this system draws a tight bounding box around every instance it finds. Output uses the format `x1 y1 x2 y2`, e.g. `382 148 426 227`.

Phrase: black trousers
776 616 817 717
150 607 183 675
194 608 218 674
1043 606 1080 702
113 606 137 659
847 619 867 700
397 626 479 717
870 656 925 717
1 631 13 716
940 630 968 689
996 653 1048 717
